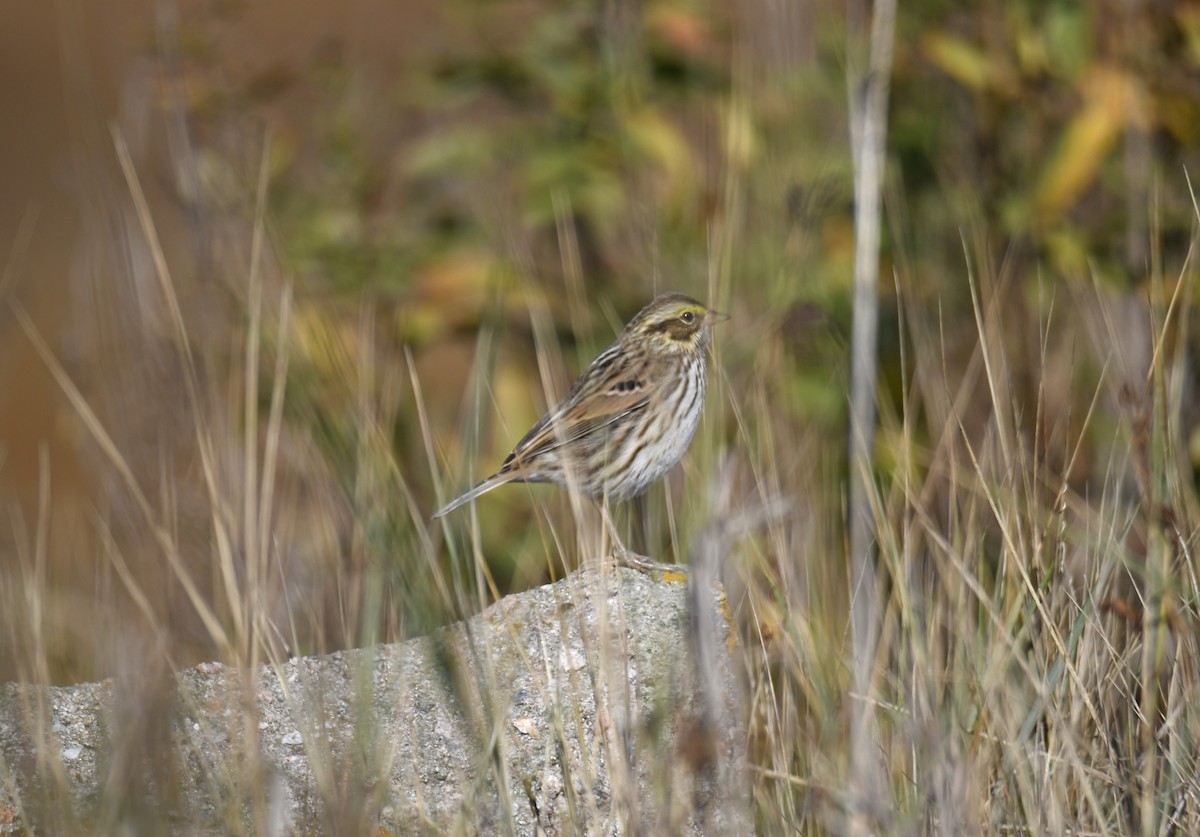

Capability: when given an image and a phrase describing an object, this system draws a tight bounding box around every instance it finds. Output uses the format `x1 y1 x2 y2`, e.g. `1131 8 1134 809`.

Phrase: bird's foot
613 548 686 578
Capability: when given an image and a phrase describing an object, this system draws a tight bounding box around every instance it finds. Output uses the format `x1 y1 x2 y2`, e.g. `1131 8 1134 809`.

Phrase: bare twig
845 0 897 828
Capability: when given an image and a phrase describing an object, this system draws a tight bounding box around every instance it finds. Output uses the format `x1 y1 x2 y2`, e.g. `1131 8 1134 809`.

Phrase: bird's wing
502 343 654 468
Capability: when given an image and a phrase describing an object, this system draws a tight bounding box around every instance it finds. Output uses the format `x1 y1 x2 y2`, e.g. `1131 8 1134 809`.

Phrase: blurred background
1 0 1198 693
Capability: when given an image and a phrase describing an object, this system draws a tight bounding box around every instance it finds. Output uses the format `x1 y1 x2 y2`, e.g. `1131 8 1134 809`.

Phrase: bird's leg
630 494 649 555
597 499 681 575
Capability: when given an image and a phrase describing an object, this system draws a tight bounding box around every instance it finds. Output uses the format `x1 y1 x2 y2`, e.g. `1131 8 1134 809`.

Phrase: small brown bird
433 292 726 568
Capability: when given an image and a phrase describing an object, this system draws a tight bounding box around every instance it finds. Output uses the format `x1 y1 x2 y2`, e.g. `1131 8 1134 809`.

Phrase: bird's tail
431 472 515 519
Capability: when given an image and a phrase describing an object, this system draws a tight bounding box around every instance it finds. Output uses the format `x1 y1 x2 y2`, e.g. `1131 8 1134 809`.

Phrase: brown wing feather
502 343 654 469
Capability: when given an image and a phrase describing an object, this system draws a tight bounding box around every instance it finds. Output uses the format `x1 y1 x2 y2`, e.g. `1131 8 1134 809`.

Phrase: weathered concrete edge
0 567 748 834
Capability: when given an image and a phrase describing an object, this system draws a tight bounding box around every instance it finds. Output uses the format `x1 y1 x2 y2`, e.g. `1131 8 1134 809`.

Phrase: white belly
605 366 706 500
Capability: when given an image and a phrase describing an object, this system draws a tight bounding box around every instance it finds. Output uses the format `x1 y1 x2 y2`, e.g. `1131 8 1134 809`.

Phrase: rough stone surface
0 568 748 834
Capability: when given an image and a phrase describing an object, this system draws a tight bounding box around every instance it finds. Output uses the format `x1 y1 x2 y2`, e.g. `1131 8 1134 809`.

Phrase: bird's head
624 293 727 354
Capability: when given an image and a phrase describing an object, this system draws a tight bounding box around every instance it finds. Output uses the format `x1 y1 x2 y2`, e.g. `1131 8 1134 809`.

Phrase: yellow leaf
622 107 696 205
1034 67 1145 220
1175 4 1200 64
921 32 997 93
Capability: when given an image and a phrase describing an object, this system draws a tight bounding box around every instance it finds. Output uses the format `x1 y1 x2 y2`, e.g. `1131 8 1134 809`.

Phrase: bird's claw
612 548 685 577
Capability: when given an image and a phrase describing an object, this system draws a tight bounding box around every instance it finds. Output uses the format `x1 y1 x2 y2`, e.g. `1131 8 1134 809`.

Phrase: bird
432 292 726 570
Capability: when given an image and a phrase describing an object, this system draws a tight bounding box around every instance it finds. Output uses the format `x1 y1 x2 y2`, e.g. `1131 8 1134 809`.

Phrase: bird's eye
680 311 695 324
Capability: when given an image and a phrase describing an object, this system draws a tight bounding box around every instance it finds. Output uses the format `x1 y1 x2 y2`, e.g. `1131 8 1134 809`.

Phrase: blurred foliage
899 0 1198 276
170 0 1200 591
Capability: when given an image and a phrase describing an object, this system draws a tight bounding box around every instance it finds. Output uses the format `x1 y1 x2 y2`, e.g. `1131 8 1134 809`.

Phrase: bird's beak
705 309 730 325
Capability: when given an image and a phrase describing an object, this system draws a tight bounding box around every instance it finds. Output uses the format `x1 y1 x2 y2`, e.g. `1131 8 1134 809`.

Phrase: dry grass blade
111 128 245 650
8 301 230 653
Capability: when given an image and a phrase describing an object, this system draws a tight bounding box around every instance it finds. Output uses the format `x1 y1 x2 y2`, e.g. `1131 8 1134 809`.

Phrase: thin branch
846 0 898 828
